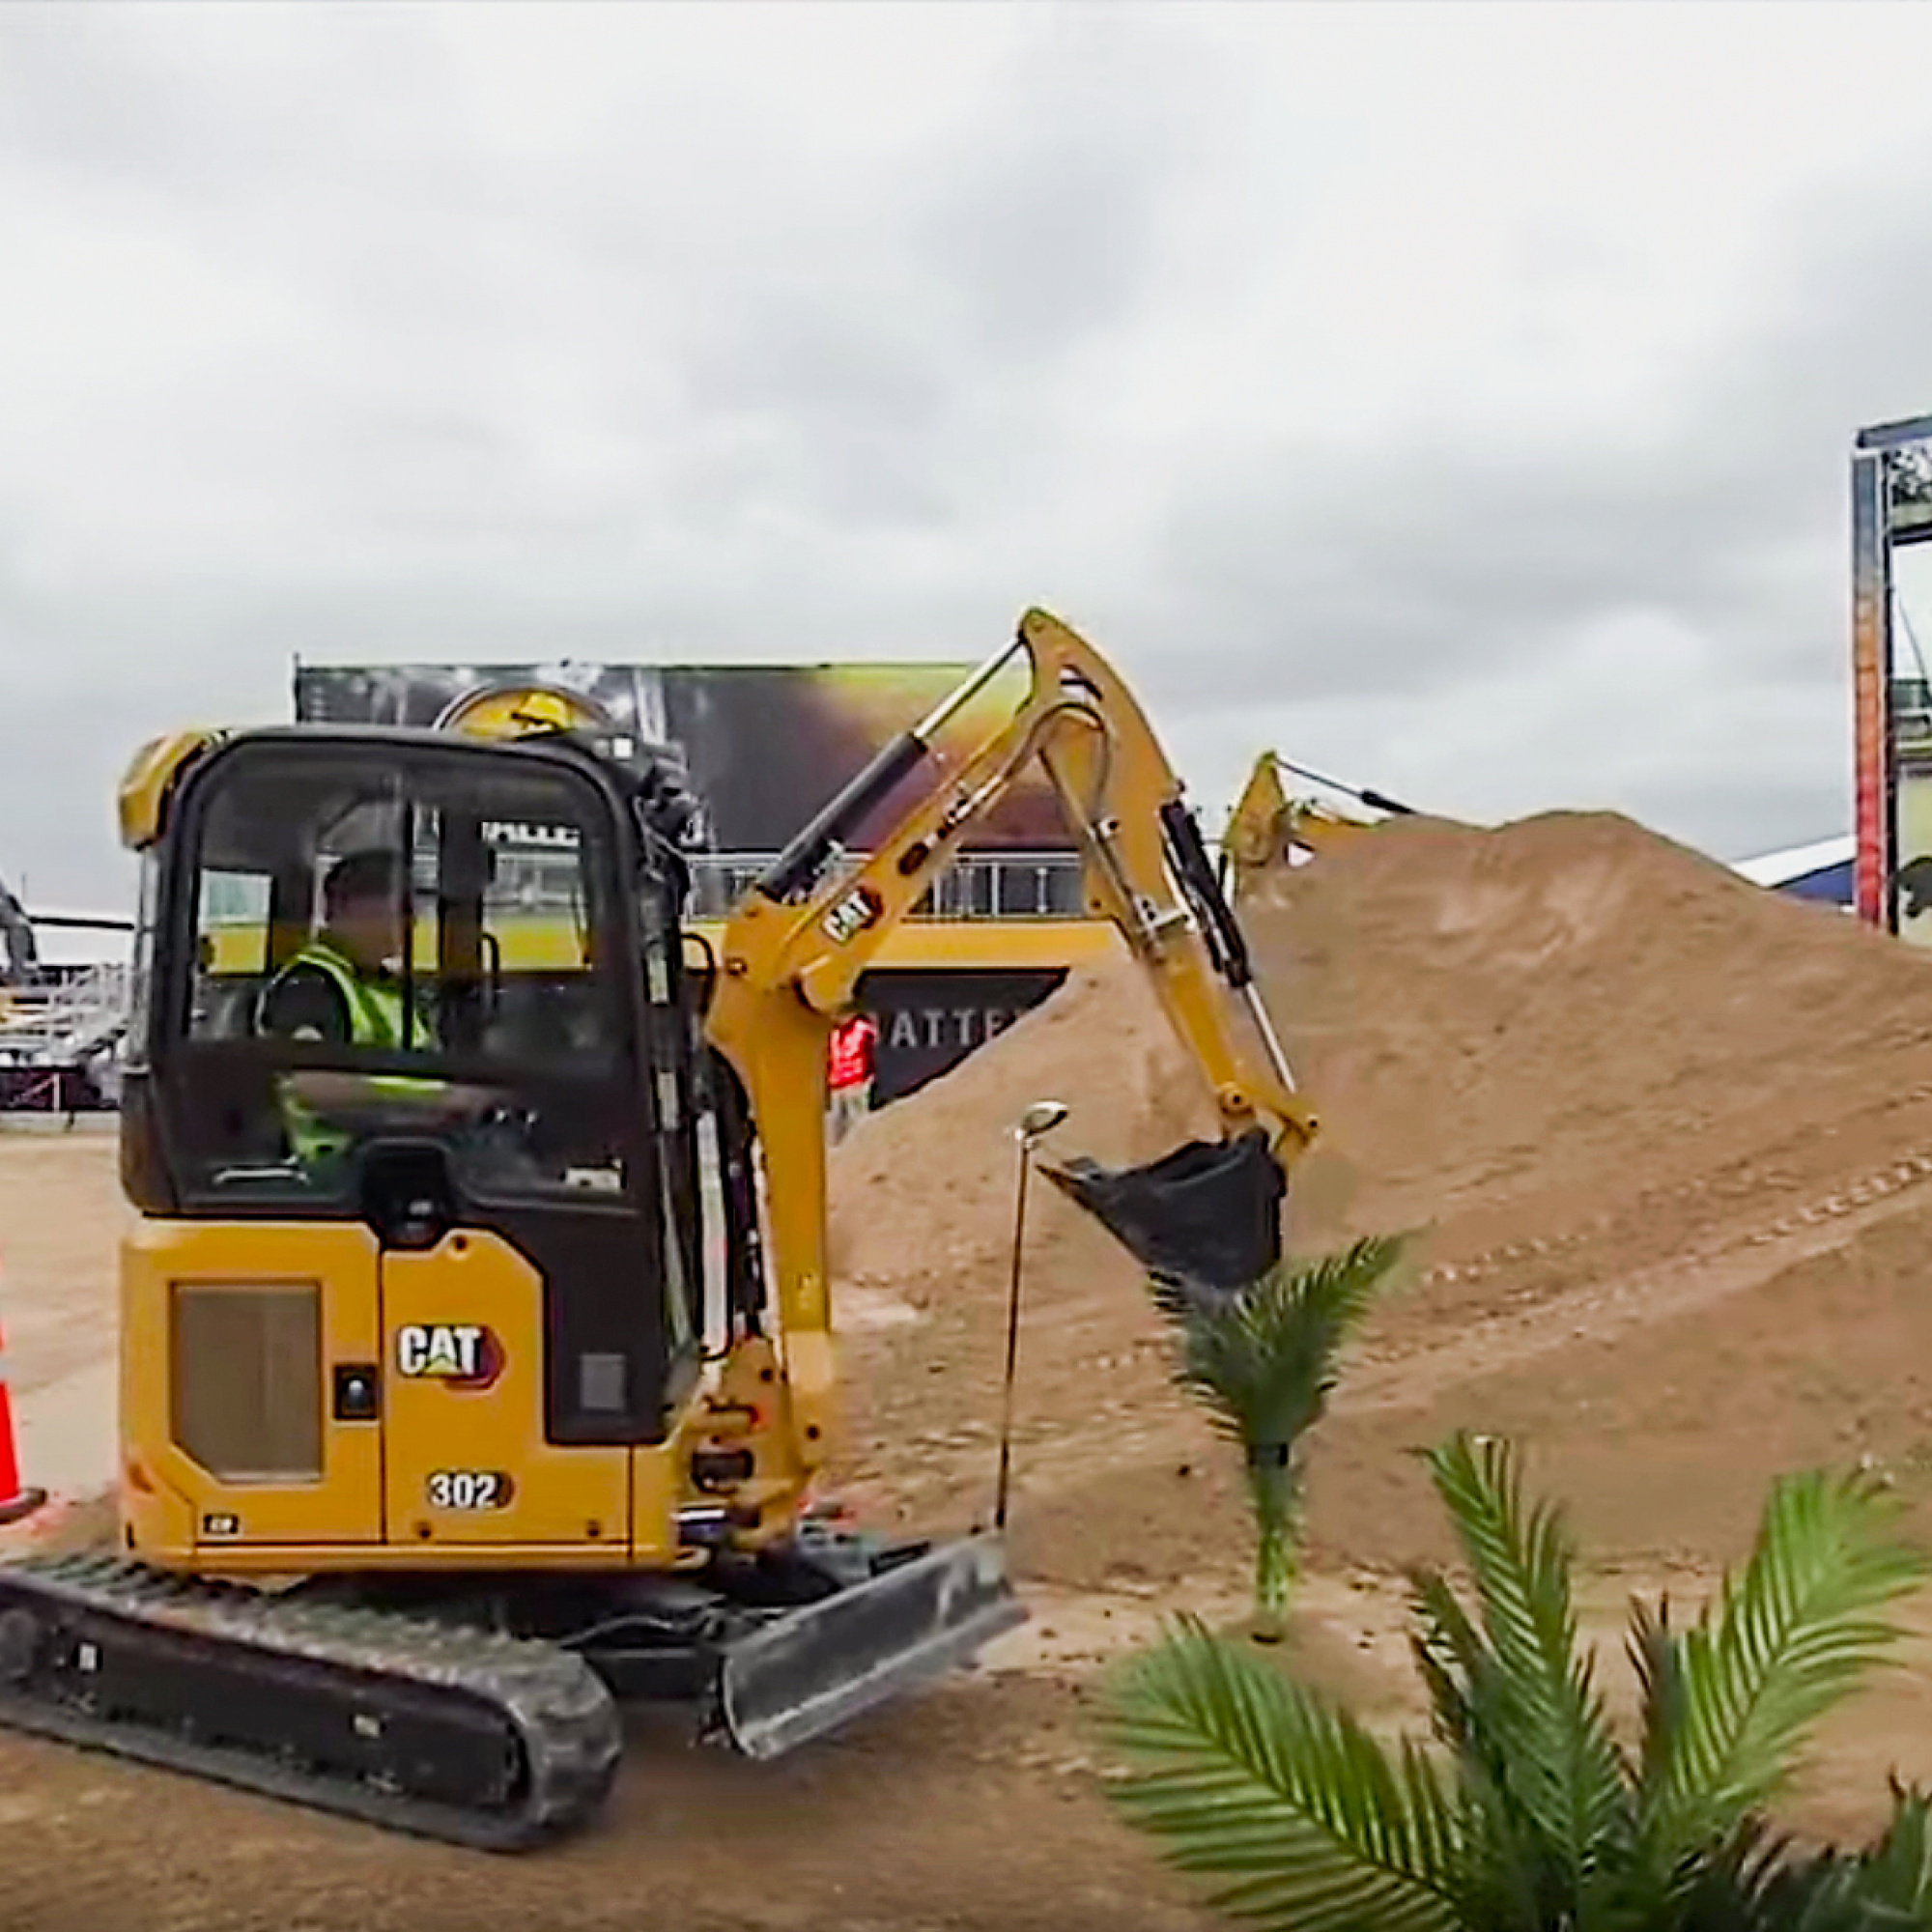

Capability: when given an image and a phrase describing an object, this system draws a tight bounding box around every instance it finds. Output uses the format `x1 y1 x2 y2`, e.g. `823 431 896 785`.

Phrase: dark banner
292 660 1073 855
856 966 1069 1104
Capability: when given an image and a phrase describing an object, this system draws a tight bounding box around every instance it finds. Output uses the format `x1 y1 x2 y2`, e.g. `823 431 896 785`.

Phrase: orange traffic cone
0 1300 46 1528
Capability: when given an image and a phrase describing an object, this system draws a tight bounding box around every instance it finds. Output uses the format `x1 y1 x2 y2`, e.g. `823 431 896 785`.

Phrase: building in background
1730 836 1855 908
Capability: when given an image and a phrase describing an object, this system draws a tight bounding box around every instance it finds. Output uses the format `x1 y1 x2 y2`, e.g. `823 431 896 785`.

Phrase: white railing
485 847 1088 920
0 964 131 1071
685 850 1088 920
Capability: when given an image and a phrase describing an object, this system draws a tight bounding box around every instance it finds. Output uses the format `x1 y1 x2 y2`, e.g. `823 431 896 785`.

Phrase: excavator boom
661 610 1326 1777
704 608 1319 1480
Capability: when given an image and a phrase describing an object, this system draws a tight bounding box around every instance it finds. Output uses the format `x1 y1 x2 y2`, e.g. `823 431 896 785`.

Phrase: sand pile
1245 810 1932 1242
827 809 1932 1582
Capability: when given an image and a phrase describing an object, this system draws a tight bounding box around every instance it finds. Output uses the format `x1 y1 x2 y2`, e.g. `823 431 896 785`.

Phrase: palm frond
1408 1575 1576 1932
1638 1466 1930 1875
1098 1612 1464 1932
1658 1811 1812 1931
1407 1568 1497 1764
1720 1782 1932 1930
1418 1434 1631 1911
1850 1779 1932 1918
1155 1234 1410 1455
1628 1589 1688 1802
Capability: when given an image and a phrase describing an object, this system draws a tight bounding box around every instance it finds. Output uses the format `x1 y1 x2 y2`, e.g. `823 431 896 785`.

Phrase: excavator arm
1221 749 1419 901
702 607 1320 1474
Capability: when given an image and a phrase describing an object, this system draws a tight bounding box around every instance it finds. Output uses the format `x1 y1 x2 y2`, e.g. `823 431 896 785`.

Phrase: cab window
165 741 643 1208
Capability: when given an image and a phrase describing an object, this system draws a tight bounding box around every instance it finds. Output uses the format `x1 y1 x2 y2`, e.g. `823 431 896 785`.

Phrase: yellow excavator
1219 750 1419 902
0 609 1316 1849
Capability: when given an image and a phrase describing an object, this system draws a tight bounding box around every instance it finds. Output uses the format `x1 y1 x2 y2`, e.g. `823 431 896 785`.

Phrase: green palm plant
1098 1432 1932 1932
1150 1233 1409 1639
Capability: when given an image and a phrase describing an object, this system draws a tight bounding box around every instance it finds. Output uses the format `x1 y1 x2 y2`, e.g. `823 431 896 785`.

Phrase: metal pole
993 1135 1031 1534
992 1099 1066 1536
912 638 1026 742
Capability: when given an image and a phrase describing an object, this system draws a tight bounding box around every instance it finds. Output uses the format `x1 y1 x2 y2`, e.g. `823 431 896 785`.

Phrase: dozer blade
1041 1125 1285 1299
716 1533 1024 1761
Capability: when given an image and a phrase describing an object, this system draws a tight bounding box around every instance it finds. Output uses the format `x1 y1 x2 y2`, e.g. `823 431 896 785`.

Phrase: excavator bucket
714 1533 1025 1761
1041 1127 1286 1300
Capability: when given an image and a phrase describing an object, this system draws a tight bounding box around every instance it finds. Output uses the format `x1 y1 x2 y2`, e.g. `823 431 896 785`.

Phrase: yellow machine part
119 1218 805 1575
1222 752 1378 900
118 728 225 852
436 686 609 741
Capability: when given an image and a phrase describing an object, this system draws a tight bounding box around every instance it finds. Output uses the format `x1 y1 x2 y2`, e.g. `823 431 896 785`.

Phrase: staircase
0 965 129 1113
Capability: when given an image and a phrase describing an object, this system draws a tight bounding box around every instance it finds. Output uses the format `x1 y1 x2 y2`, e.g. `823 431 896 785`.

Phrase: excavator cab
118 724 717 1556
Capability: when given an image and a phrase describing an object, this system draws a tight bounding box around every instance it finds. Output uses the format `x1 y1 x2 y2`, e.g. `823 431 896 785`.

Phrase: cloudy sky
5 0 1932 910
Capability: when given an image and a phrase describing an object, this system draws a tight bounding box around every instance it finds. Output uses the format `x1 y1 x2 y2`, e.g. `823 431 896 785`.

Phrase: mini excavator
0 609 1316 1849
1219 750 1419 902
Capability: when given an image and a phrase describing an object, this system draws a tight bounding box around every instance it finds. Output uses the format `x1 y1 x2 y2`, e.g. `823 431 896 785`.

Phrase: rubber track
0 1552 623 1851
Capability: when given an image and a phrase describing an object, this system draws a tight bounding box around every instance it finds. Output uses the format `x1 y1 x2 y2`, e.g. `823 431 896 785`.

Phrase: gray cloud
3 2 1930 908
1116 181 1932 862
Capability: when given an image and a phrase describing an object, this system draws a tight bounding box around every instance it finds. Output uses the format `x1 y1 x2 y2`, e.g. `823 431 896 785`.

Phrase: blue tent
1730 836 1856 907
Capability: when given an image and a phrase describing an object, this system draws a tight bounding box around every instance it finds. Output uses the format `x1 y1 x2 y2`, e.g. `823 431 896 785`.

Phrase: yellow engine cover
117 1220 686 1574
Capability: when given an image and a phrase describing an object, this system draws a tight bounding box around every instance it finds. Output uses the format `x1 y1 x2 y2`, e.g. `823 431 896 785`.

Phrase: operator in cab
256 846 490 1168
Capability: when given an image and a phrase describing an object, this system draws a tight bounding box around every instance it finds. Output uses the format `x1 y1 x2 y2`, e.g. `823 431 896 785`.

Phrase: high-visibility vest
828 1015 876 1091
259 938 442 1165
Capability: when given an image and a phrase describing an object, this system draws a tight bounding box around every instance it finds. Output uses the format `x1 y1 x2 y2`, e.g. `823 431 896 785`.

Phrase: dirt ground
0 1124 123 1401
6 1129 1932 1932
10 809 1932 1928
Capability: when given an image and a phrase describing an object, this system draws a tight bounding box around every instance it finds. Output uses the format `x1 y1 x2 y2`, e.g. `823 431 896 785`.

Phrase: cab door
380 1227 632 1551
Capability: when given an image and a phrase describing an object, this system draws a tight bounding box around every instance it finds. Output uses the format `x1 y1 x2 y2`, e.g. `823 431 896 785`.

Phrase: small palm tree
1098 1432 1932 1932
1150 1233 1410 1640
